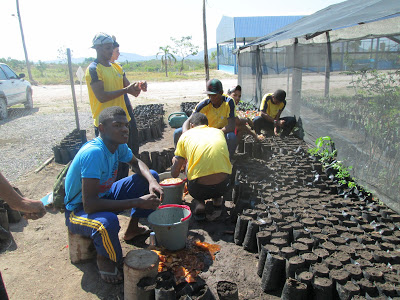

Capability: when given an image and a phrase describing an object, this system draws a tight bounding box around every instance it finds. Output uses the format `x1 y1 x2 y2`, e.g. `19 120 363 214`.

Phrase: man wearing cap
173 79 237 157
252 89 296 137
85 32 147 135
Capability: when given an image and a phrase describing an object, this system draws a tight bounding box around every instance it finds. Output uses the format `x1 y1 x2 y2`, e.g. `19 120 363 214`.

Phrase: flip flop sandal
99 266 123 285
124 227 151 244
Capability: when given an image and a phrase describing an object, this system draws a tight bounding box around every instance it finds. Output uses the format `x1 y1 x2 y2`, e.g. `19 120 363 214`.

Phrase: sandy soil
1 74 281 300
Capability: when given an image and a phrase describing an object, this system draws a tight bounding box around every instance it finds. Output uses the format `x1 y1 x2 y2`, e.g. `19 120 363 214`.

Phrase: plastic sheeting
237 35 400 211
240 0 400 50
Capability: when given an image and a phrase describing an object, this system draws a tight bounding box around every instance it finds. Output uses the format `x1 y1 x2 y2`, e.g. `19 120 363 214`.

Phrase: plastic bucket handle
158 204 192 222
159 177 187 187
168 112 187 122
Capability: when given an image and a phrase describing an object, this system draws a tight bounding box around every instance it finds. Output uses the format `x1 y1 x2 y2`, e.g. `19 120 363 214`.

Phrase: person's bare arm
221 117 235 134
260 111 275 123
91 81 141 103
0 172 46 220
123 74 130 88
82 178 160 214
128 155 164 199
182 115 193 133
171 156 186 178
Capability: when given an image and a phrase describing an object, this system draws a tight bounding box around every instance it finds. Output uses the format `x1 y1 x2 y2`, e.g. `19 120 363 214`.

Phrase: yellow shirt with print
260 93 286 118
175 125 232 181
85 60 130 127
194 95 236 129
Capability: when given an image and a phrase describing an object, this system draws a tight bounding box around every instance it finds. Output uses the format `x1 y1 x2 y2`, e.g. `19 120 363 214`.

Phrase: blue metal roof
217 16 305 44
234 16 305 38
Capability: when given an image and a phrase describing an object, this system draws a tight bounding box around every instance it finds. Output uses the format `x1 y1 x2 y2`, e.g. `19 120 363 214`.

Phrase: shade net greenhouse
237 0 400 211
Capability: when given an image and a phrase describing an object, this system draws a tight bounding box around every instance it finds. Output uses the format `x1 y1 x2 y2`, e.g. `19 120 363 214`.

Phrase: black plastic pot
234 215 252 246
281 278 307 300
261 253 285 292
243 220 262 252
216 281 238 300
286 255 305 279
312 277 333 300
137 277 156 300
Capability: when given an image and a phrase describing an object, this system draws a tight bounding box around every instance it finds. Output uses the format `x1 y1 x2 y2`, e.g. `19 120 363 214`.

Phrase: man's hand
138 81 147 92
127 82 142 97
149 181 164 200
17 198 46 220
138 194 161 210
279 120 286 127
274 127 279 136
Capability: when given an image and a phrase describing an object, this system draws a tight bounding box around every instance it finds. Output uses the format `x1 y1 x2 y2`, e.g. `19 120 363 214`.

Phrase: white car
0 63 33 120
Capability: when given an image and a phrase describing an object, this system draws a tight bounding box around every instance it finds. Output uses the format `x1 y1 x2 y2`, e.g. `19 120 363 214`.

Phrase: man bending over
171 112 232 220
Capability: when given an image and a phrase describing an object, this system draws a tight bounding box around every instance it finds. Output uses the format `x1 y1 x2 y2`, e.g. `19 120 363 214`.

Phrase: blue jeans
174 127 237 157
65 170 159 263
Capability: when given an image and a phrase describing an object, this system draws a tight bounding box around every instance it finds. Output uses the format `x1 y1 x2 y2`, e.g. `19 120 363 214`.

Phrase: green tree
210 50 217 62
171 36 199 73
156 46 176 77
57 46 72 74
36 60 47 76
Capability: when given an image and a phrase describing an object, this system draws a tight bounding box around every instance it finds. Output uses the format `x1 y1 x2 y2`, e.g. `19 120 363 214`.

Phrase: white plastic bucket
147 204 192 251
158 172 187 205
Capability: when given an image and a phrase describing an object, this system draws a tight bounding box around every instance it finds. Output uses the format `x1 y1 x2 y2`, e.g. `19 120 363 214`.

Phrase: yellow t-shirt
85 60 130 126
194 95 236 129
260 93 286 118
175 125 232 181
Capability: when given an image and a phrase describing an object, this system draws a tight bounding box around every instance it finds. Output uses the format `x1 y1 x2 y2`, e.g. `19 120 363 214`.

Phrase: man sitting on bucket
64 106 163 284
170 112 232 220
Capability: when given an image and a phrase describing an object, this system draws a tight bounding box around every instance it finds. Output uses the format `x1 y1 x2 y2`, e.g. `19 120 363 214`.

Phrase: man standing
252 89 296 137
64 107 163 284
171 113 232 220
85 32 146 135
173 79 237 157
110 37 140 180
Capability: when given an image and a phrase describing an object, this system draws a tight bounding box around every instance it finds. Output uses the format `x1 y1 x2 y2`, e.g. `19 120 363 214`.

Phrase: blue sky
2 0 344 61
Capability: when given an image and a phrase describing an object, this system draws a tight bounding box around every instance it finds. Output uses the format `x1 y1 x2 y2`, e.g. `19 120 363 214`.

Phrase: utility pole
203 0 210 82
16 0 34 83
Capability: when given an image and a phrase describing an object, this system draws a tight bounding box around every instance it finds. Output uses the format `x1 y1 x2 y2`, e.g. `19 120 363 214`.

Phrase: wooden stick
34 156 54 173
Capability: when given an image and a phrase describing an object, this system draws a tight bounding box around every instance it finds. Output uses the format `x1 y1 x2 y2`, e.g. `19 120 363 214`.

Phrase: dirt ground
0 74 280 300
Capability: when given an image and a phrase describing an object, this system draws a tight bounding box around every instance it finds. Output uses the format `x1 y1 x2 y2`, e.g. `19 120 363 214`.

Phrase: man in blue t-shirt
64 106 163 284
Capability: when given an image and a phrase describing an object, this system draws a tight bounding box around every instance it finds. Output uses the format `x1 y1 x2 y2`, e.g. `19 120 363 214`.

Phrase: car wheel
0 98 8 120
24 89 33 109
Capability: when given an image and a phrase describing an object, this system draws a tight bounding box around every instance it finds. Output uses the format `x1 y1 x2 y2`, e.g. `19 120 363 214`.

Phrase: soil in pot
216 281 238 300
281 278 307 300
311 263 330 278
336 281 360 300
286 255 306 279
312 277 333 300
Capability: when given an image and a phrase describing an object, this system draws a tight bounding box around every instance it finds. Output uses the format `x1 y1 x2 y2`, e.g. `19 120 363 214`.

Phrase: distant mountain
118 52 157 62
192 48 217 60
42 47 217 64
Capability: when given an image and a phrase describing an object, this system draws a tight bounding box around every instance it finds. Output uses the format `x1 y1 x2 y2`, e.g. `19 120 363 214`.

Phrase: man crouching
171 112 232 221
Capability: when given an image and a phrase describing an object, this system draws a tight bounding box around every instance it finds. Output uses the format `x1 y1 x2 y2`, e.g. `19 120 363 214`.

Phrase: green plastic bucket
159 172 187 205
148 205 192 251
